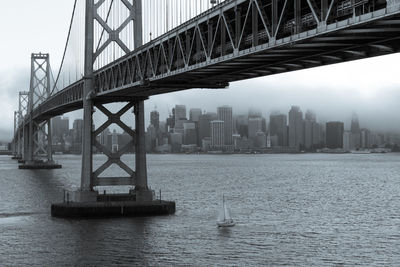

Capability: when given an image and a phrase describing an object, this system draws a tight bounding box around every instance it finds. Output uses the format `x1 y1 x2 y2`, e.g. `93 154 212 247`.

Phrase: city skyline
46 103 400 155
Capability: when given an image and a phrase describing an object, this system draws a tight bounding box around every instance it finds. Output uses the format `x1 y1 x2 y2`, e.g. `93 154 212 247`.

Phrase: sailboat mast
223 194 226 220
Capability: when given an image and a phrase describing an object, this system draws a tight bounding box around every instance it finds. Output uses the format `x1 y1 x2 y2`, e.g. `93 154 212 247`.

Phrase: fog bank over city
146 54 400 133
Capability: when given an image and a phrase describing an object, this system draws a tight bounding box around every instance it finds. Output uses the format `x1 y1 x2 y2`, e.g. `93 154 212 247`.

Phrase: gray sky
1 0 400 142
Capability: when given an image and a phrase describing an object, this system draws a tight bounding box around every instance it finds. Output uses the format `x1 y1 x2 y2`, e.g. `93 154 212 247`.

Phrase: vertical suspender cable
51 0 78 95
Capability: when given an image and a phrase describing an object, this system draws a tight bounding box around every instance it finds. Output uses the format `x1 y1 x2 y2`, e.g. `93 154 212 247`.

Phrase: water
1 153 400 266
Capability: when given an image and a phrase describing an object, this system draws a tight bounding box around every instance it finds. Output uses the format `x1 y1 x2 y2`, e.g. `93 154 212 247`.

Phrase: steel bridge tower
19 53 61 169
80 0 153 202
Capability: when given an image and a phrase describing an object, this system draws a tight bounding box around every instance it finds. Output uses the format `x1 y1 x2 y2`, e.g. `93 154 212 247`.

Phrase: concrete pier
51 200 176 218
19 161 62 169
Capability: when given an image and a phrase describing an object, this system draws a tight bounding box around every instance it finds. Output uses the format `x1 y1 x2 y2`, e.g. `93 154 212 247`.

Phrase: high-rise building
147 124 157 151
211 120 225 149
183 122 197 145
343 131 351 151
269 113 287 146
236 115 248 137
111 129 118 153
189 108 202 122
312 122 323 146
217 106 233 145
100 127 111 146
248 117 263 139
52 116 69 139
304 110 316 149
254 131 267 148
289 106 304 149
174 105 187 132
150 110 160 130
72 119 83 145
361 128 371 148
305 110 316 122
326 121 344 149
198 113 212 143
351 113 361 149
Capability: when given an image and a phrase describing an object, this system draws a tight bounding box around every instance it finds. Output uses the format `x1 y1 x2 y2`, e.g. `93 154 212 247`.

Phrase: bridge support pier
51 0 174 218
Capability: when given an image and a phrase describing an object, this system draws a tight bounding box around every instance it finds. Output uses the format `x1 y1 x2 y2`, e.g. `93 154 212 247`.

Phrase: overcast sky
1 1 400 142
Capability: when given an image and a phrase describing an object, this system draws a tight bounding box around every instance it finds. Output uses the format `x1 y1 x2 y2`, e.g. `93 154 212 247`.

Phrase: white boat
217 195 235 227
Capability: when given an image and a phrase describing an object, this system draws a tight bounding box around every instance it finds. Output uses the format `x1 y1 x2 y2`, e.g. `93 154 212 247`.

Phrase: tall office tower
305 110 316 122
52 116 69 139
343 131 352 151
269 113 288 146
100 127 111 146
150 110 160 130
304 119 313 149
326 121 344 149
111 129 119 153
189 108 202 122
183 122 197 145
351 112 361 148
361 128 371 148
289 106 304 149
147 124 157 151
159 121 167 134
236 114 248 137
312 122 322 146
198 113 212 143
166 115 174 132
211 120 225 149
248 117 263 139
72 119 84 145
304 110 316 149
174 105 187 131
217 106 233 145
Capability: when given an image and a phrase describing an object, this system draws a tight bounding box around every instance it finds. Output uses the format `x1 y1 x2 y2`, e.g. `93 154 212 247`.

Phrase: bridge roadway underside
33 8 400 123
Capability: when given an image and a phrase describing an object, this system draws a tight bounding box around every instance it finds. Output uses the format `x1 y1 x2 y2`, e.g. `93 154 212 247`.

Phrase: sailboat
217 195 235 227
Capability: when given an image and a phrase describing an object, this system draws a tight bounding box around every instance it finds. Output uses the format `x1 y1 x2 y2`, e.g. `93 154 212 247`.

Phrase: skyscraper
217 106 233 145
269 113 287 146
304 110 316 150
198 113 212 143
326 121 344 149
361 128 371 148
52 116 69 139
248 117 263 139
174 105 187 132
150 110 160 130
351 113 361 149
189 108 202 122
289 106 304 149
183 122 197 145
211 120 225 149
72 119 83 144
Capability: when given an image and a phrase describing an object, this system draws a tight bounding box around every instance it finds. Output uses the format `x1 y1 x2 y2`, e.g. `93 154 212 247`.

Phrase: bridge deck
27 3 400 124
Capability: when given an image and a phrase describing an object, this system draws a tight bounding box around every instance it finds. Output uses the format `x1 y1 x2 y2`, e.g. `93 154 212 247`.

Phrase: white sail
224 203 231 220
217 195 235 227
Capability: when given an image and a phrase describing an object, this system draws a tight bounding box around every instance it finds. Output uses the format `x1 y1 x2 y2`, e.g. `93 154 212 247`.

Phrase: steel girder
92 102 136 187
30 1 400 122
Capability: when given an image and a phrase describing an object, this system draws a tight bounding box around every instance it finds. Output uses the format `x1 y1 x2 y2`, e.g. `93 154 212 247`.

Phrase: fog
2 53 400 142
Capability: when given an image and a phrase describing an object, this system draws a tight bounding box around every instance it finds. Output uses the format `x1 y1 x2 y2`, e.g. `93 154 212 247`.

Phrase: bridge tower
19 53 61 169
13 91 29 162
80 0 152 201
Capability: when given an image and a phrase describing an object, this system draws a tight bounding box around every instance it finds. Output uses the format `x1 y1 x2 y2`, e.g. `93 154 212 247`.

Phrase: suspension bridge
10 0 400 216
